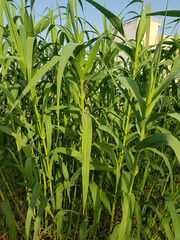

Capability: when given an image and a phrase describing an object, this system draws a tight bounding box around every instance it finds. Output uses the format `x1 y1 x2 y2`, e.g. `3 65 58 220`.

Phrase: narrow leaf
56 42 79 130
2 200 16 240
85 0 124 36
82 113 92 212
84 36 103 73
136 133 180 163
116 75 146 117
166 201 180 240
25 182 42 240
10 56 60 114
33 196 48 240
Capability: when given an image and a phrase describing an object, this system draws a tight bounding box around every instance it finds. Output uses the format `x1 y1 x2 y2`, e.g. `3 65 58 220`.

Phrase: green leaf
0 55 24 62
134 200 142 239
1 200 16 240
166 201 180 240
100 191 111 214
45 114 52 154
136 3 151 46
153 55 180 101
162 218 174 240
25 158 37 185
136 133 180 164
26 37 35 80
67 0 77 39
84 36 103 74
2 0 23 57
90 162 114 172
0 84 34 145
93 142 120 182
115 42 134 61
168 113 180 122
99 125 134 172
90 181 101 233
33 196 48 240
0 125 31 158
126 0 143 8
56 42 79 128
0 0 4 55
42 83 53 115
148 148 173 193
85 0 124 37
148 10 180 18
82 113 92 212
121 170 131 193
78 220 89 240
110 193 135 239
116 76 146 117
51 147 82 162
10 56 60 114
25 182 42 240
35 13 58 35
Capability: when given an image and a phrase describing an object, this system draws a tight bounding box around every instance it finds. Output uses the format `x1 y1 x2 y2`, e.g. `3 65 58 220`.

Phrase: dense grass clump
0 0 180 239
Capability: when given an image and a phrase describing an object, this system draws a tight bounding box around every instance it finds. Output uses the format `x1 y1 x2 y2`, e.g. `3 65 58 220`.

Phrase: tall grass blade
162 218 174 240
90 181 101 233
45 114 52 154
134 200 142 239
85 0 124 37
100 191 111 214
166 201 180 239
9 56 60 114
82 113 92 212
1 200 16 240
33 196 48 240
149 10 180 17
84 36 103 74
148 148 174 193
99 125 134 172
56 42 79 130
136 3 151 46
25 182 42 240
110 193 135 239
0 0 3 55
2 0 23 57
116 76 146 117
153 55 180 101
78 220 89 240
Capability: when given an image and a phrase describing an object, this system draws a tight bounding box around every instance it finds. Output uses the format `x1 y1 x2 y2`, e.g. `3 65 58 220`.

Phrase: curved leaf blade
85 0 124 37
136 133 180 163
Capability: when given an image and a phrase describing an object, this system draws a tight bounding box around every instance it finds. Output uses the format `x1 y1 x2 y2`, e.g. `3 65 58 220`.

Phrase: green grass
0 0 180 239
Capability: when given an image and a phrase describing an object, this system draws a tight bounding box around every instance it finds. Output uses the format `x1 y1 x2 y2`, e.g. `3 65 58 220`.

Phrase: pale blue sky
20 0 180 36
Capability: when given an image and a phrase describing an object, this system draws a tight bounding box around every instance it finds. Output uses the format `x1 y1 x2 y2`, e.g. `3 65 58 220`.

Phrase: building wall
115 17 161 46
144 17 161 46
123 19 139 40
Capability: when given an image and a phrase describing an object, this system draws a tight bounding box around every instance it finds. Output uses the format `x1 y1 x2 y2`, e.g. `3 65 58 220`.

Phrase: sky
17 0 180 36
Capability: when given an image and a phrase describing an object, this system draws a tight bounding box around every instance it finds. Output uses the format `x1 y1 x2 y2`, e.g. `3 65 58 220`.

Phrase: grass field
0 0 180 239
